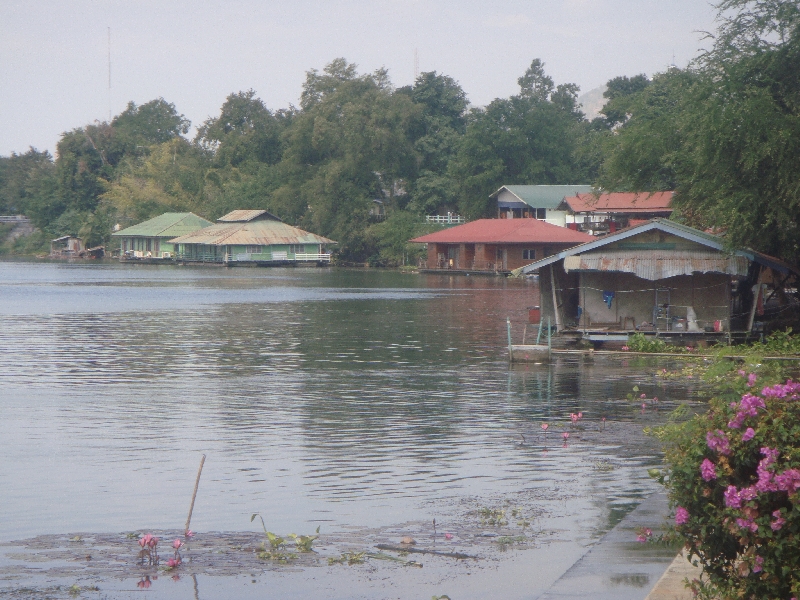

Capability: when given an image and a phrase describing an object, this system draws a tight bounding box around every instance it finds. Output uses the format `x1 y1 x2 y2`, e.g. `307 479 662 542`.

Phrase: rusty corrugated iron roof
410 218 593 245
562 192 673 214
217 209 282 223
563 250 750 280
169 218 335 246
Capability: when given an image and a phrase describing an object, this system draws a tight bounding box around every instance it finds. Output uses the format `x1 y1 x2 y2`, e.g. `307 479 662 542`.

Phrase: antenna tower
414 48 419 81
108 27 112 121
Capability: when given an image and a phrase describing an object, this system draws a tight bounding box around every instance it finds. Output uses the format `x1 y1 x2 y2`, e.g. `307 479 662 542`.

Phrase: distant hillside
578 85 607 121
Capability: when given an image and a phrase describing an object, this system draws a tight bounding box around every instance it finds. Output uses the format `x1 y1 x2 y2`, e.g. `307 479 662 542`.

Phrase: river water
0 261 700 599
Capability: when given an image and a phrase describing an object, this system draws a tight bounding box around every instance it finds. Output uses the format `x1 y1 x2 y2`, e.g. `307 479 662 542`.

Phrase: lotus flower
541 423 548 431
444 533 453 540
172 539 183 550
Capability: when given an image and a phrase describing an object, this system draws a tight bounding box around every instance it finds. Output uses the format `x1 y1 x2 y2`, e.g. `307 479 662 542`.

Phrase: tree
112 98 190 151
451 59 589 218
596 1 800 266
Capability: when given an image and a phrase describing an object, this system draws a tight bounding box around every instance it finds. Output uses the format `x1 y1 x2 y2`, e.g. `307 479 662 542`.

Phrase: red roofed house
410 219 593 273
559 192 673 235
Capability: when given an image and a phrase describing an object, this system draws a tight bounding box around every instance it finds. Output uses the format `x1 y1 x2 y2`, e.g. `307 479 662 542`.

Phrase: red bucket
528 306 541 324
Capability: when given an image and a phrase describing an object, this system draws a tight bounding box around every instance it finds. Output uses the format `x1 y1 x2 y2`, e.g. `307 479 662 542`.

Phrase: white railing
226 252 332 263
0 215 30 223
425 215 464 224
295 253 331 262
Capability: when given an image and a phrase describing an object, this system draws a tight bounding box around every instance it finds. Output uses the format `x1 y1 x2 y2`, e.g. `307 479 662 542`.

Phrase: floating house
558 192 673 235
491 185 593 225
169 210 335 265
410 218 593 273
519 219 799 343
112 212 214 260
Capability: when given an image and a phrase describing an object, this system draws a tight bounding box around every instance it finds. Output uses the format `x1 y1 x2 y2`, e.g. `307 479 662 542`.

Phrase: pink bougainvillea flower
771 509 786 531
742 427 755 442
675 507 689 525
747 373 757 387
706 430 731 455
738 369 746 377
752 556 763 573
700 459 717 481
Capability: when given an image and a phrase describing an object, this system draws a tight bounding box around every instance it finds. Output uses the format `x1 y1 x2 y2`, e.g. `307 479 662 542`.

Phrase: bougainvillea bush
658 365 800 599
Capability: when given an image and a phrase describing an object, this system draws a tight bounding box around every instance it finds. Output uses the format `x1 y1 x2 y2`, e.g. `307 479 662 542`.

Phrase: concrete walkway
536 491 700 600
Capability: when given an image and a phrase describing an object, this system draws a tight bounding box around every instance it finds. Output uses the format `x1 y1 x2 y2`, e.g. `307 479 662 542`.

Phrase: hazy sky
1 0 718 157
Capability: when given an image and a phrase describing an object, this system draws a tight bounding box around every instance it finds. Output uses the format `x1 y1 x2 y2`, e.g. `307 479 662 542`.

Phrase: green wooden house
112 212 214 259
169 210 336 265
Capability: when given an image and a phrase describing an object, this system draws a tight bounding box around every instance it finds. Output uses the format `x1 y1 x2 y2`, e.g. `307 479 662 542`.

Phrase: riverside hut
169 209 335 265
112 212 213 260
519 219 799 343
410 218 592 273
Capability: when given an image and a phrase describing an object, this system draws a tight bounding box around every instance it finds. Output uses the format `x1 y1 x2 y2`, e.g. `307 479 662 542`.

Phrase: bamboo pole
507 317 513 362
185 454 206 534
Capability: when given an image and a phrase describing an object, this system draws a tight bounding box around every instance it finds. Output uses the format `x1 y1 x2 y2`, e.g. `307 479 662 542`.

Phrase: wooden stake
185 454 206 534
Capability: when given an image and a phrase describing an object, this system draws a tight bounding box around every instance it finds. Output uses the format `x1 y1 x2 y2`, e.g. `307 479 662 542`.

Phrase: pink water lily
562 432 569 440
444 533 453 540
185 530 195 538
541 423 548 431
172 539 183 550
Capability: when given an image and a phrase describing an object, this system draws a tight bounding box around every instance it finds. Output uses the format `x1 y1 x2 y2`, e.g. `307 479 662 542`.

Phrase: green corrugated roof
112 212 214 238
491 185 594 209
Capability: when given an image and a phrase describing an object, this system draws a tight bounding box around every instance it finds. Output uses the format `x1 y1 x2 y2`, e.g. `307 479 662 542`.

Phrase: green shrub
627 332 668 353
656 364 800 599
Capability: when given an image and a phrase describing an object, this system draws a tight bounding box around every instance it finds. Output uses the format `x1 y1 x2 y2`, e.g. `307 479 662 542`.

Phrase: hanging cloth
602 290 615 309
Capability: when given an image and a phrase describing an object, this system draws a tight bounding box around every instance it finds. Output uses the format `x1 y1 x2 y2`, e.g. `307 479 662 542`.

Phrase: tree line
1 0 798 266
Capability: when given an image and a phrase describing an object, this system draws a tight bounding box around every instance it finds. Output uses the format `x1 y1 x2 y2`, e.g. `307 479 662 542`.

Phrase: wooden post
507 317 513 362
185 454 206 534
522 324 528 345
550 264 562 332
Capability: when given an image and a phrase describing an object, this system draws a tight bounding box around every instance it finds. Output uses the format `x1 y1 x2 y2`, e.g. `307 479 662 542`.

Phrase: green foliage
288 526 320 552
626 333 668 353
451 59 590 219
656 356 800 599
328 551 366 565
597 1 800 267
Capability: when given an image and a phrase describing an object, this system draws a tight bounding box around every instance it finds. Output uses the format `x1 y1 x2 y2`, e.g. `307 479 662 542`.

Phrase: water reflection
0 262 699 549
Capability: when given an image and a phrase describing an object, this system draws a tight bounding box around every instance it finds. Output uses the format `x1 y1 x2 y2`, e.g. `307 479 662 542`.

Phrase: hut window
289 244 304 254
146 239 152 252
246 245 261 254
522 249 536 260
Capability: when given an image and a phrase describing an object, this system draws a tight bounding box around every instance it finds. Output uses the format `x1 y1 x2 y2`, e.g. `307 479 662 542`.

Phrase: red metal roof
410 219 594 245
563 192 673 214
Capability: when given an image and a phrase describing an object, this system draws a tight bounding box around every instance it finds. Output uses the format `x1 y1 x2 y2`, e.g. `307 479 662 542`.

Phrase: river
0 260 699 599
